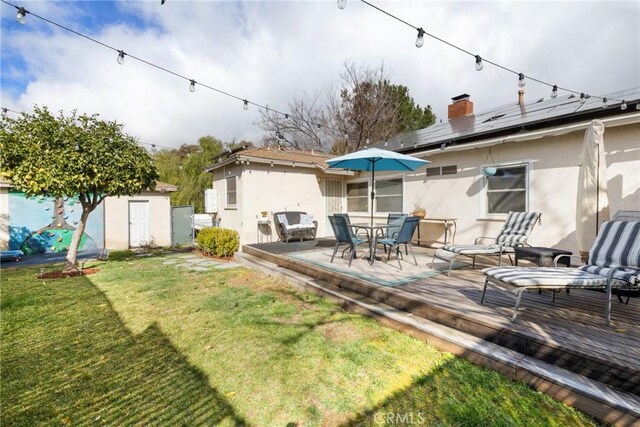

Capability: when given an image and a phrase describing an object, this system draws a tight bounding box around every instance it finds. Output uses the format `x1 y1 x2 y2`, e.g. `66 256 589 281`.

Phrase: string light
337 0 346 10
1 0 632 132
621 100 627 110
579 93 586 105
475 55 483 71
602 97 608 108
636 103 640 111
189 80 196 92
551 85 558 99
15 6 26 24
117 50 126 65
1 108 7 118
243 100 249 110
415 28 425 48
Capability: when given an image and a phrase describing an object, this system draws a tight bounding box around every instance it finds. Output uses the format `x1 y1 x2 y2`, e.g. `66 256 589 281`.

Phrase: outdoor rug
289 248 465 287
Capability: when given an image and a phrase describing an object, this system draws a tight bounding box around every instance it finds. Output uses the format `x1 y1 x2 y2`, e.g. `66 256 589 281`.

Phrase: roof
154 181 178 192
375 87 640 153
205 147 352 175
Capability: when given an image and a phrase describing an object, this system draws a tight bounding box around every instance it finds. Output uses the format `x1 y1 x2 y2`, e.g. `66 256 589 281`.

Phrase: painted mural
8 190 104 254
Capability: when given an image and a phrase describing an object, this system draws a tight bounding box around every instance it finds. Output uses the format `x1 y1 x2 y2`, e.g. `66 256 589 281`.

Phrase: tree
0 106 158 272
257 60 436 154
153 136 251 213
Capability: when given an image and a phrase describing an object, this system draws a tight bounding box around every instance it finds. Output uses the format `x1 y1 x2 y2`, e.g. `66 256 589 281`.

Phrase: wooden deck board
245 241 640 395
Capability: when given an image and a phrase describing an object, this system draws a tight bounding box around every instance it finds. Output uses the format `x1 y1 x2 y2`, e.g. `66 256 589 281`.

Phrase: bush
196 227 239 257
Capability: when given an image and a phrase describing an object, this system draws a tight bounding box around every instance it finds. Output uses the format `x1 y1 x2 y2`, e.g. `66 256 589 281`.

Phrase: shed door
325 180 343 233
129 201 150 247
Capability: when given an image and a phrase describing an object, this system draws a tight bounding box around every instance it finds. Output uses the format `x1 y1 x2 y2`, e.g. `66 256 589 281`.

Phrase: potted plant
412 204 426 219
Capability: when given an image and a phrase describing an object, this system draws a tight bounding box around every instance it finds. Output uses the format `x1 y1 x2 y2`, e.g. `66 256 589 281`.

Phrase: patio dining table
350 222 390 264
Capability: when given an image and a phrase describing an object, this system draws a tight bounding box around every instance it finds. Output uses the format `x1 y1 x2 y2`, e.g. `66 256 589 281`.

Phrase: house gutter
412 112 640 156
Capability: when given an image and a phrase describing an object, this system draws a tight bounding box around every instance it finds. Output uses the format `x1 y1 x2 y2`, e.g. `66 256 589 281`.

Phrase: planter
412 211 426 219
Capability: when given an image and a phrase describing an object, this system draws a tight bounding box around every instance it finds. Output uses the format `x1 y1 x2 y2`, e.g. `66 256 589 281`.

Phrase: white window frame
225 175 238 209
374 177 404 214
481 160 532 218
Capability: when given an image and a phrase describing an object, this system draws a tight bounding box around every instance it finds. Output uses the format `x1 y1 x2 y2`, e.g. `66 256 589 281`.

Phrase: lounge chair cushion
588 221 640 268
496 212 541 245
483 266 608 287
577 265 640 284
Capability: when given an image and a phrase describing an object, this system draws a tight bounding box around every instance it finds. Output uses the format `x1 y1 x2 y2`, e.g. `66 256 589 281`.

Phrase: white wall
103 191 172 249
403 122 640 254
211 163 331 246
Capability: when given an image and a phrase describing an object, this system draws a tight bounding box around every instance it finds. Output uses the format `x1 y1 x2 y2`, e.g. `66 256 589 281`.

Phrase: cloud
1 0 638 148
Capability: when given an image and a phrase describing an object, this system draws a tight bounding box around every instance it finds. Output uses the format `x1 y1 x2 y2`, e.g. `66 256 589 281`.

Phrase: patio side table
257 219 272 243
514 246 572 267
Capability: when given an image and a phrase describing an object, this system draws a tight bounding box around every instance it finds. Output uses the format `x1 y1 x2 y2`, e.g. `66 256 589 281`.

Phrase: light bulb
518 73 525 88
337 0 346 9
475 55 483 71
636 103 640 110
415 28 425 48
579 93 586 104
243 100 249 110
602 97 608 108
621 100 627 110
189 80 196 92
117 50 126 65
551 85 558 99
16 7 26 24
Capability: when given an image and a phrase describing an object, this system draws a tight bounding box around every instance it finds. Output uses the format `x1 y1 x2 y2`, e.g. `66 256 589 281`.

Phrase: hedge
196 227 239 257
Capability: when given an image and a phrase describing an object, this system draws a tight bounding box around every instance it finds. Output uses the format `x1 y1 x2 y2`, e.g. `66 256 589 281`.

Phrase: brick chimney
448 94 473 120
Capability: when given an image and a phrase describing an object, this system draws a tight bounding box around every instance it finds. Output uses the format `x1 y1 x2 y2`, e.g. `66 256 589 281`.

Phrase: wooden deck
244 240 640 397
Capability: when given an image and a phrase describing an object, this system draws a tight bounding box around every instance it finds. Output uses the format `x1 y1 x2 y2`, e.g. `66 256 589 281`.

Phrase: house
207 88 640 254
205 147 353 246
0 180 177 253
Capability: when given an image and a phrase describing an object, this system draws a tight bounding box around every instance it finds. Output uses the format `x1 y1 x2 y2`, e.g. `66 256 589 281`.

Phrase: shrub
196 227 239 257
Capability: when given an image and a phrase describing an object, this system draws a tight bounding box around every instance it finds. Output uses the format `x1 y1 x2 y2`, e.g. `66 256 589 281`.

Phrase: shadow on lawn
0 269 249 427
339 357 596 427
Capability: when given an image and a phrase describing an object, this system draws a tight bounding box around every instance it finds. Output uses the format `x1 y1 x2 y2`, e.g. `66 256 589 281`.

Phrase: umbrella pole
370 163 375 227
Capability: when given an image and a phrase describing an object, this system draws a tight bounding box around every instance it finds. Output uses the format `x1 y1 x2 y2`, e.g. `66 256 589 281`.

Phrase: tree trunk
63 207 91 273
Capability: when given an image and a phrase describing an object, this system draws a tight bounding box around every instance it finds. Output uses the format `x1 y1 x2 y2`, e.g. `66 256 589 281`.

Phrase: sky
1 0 639 149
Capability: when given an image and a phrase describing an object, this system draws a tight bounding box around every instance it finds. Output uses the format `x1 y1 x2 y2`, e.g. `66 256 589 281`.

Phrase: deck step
236 251 640 426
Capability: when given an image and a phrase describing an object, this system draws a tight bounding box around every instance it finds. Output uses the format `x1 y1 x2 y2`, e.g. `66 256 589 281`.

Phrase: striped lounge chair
433 211 541 276
482 220 640 325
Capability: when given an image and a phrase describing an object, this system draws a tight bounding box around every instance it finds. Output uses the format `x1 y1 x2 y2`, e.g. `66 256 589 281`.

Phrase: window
441 165 457 175
226 176 237 207
426 165 457 176
346 182 368 212
485 164 527 214
375 178 403 213
426 167 441 177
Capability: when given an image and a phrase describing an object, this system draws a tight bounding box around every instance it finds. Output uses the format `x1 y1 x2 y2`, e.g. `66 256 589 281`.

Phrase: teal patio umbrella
327 147 430 226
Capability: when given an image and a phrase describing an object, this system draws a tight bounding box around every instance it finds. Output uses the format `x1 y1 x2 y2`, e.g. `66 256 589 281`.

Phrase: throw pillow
277 213 289 228
300 214 314 227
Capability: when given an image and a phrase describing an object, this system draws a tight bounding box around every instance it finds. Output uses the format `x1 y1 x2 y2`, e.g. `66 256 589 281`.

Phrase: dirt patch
317 322 364 343
37 268 100 279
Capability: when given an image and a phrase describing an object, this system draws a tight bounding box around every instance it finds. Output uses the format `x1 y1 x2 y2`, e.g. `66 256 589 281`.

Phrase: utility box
204 189 218 213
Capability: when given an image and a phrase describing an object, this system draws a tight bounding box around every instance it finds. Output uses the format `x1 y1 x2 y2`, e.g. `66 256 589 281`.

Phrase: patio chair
328 215 368 267
373 216 421 270
433 211 541 276
333 213 369 239
481 220 640 325
377 213 408 254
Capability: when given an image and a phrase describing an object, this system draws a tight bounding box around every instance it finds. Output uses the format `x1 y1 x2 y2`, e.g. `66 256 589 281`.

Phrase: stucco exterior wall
401 122 640 254
103 191 172 250
212 163 330 246
0 187 8 251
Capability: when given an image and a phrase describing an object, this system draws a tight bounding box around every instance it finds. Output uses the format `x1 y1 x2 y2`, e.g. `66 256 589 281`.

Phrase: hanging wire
0 0 334 131
358 0 627 103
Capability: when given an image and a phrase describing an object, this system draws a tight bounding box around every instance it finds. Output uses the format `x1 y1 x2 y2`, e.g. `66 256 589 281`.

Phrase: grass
1 251 596 426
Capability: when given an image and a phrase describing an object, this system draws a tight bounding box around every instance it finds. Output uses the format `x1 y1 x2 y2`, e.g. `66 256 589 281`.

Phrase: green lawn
1 251 595 426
